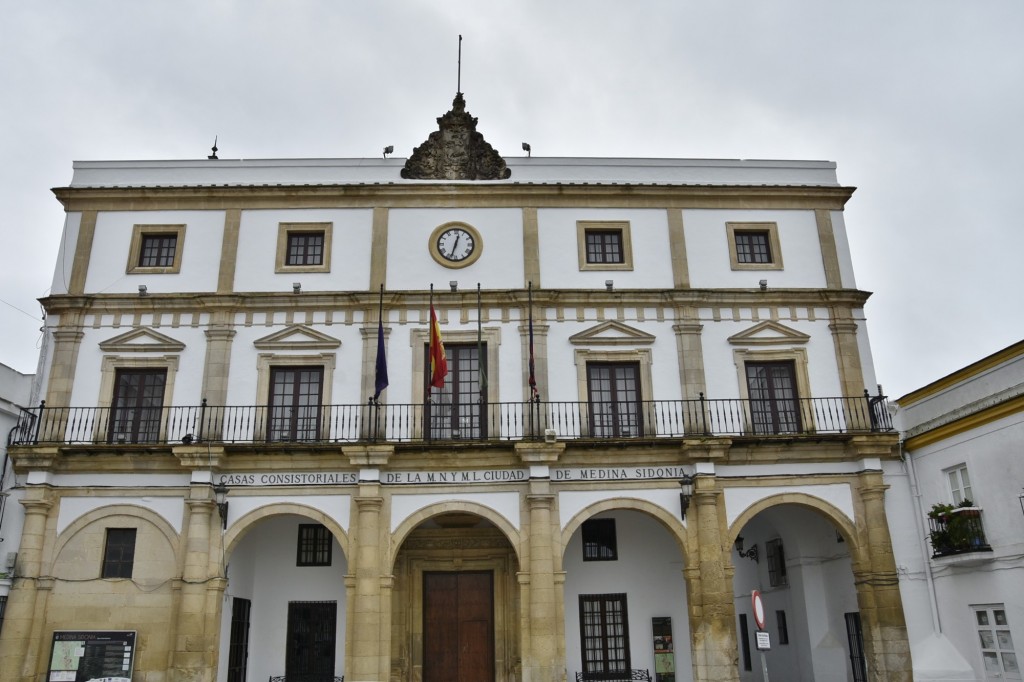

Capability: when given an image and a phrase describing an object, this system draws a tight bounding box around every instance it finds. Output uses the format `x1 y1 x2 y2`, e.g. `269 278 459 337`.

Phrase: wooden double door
423 571 495 682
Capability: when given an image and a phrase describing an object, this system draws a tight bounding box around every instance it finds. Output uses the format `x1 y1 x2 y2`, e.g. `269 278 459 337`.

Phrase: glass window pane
997 630 1014 650
994 610 1007 626
977 610 990 626
1003 652 1019 673
980 631 995 649
983 652 1001 673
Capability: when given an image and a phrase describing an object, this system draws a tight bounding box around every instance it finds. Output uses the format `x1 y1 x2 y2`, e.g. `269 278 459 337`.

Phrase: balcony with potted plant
927 499 992 565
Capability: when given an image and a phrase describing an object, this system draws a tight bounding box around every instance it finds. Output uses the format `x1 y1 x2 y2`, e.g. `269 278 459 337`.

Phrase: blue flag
374 317 389 399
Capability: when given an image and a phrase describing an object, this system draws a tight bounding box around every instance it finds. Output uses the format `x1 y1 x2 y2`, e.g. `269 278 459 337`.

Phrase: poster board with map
48 631 136 682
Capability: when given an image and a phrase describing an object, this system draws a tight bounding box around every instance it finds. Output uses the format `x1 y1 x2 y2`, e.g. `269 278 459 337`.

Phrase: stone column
169 486 219 682
0 491 53 682
854 471 912 681
350 484 386 682
685 475 739 682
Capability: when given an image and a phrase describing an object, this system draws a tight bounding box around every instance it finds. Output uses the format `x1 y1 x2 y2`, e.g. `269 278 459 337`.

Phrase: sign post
751 591 770 682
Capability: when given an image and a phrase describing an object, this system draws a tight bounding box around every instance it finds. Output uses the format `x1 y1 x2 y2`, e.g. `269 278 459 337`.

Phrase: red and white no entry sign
751 590 766 630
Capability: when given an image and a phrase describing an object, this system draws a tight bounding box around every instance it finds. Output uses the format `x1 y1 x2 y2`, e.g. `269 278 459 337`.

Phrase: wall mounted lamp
292 282 301 294
735 536 759 563
759 279 768 291
138 285 148 296
522 142 531 157
213 481 229 529
678 474 695 520
605 280 614 292
383 145 394 158
450 280 458 292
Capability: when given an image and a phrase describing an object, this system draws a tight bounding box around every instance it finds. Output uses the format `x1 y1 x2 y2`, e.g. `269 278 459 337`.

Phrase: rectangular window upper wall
766 538 788 587
276 223 332 273
579 593 630 679
973 604 1020 678
946 464 974 505
582 518 618 561
297 524 333 566
727 222 783 270
126 224 186 274
577 221 633 271
102 528 137 578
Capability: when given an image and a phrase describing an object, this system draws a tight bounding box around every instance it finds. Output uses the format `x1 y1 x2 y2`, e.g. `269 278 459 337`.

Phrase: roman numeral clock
429 222 483 268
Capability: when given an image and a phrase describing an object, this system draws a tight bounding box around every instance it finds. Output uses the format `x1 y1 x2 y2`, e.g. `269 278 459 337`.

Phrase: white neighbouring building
889 340 1024 681
0 92 913 682
0 361 34 631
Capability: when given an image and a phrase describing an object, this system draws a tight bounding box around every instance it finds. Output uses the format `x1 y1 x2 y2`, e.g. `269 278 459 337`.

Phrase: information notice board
48 631 136 682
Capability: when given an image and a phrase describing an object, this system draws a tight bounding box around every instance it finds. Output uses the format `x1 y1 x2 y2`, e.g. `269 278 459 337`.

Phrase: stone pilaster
814 209 843 289
524 486 559 682
828 307 867 405
0 492 53 682
44 324 85 409
673 310 707 430
200 315 236 408
853 472 912 681
169 487 220 682
685 476 739 682
667 208 690 288
349 485 387 682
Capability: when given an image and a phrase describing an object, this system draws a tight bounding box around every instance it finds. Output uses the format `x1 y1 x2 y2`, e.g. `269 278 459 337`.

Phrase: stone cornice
39 288 873 317
52 183 856 212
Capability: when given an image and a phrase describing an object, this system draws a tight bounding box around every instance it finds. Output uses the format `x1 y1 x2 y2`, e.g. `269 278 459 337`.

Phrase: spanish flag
429 304 448 389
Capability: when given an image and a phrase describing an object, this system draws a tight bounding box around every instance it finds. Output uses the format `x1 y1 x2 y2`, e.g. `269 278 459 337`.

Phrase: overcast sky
1 1 1021 399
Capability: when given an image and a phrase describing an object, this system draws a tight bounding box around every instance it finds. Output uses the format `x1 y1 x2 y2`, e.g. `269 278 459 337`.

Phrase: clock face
436 227 475 262
428 222 483 269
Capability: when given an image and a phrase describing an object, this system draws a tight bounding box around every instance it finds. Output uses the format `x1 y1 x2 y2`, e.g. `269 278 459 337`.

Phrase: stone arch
390 499 522 567
560 496 687 560
727 491 859 551
52 503 181 568
224 502 350 560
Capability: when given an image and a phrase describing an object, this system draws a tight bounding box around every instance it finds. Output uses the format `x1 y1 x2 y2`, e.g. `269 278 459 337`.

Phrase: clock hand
452 233 461 253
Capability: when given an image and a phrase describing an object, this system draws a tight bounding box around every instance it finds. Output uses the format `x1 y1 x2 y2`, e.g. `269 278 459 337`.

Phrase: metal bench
575 670 651 682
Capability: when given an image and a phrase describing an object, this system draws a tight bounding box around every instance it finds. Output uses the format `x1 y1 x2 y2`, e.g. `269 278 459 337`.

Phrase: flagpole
477 283 485 406
428 283 434 401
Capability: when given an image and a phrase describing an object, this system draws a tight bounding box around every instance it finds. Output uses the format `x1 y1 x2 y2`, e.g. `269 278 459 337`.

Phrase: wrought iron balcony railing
928 507 992 558
8 393 892 447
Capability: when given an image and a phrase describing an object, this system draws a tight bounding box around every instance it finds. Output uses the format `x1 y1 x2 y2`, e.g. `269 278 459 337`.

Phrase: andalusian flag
428 304 448 389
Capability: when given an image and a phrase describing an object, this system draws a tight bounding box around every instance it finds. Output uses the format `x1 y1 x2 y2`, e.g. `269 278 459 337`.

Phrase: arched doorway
219 511 349 682
563 507 691 682
731 503 862 682
390 511 521 682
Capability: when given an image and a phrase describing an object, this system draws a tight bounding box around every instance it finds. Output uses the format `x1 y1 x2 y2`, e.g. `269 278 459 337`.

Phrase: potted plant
928 502 954 520
955 498 981 517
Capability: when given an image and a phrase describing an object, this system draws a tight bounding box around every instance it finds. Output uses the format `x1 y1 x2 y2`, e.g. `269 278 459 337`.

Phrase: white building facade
0 94 912 682
890 341 1024 681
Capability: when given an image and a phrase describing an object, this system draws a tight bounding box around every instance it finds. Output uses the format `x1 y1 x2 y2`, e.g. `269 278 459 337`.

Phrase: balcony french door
746 361 800 434
269 367 324 442
426 344 485 439
587 362 642 438
109 369 166 443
